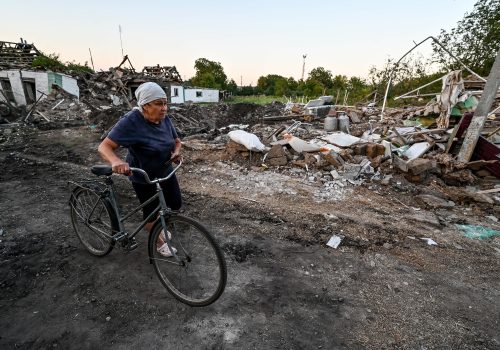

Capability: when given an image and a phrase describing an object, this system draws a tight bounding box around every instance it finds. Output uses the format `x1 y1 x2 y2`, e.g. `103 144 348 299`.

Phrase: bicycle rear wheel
151 215 227 306
69 187 116 256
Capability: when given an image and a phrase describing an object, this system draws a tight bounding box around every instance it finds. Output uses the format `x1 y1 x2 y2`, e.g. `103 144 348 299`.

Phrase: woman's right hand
111 160 131 175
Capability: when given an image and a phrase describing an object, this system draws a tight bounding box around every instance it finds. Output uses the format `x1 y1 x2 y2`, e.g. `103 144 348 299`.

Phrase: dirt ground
1 125 499 349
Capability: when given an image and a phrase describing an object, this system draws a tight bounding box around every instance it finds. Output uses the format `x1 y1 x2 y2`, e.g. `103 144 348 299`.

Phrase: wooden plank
457 47 500 162
477 188 500 194
446 112 474 153
37 111 50 122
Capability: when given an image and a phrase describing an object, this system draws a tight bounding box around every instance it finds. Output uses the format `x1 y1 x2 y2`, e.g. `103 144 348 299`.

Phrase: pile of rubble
169 101 285 136
218 108 498 186
206 74 499 197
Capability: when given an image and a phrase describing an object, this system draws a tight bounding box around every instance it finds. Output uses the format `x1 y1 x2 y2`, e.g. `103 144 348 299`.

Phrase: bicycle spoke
70 188 115 256
152 215 226 306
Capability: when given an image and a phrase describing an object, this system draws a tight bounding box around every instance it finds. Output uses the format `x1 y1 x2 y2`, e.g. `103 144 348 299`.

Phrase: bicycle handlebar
129 158 183 184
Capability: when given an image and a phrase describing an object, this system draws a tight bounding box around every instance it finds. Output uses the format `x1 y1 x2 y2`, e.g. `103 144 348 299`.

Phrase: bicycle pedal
113 232 128 242
122 238 138 251
123 242 139 251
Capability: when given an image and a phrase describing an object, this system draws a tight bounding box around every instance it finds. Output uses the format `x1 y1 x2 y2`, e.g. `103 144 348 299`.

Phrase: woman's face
143 98 168 122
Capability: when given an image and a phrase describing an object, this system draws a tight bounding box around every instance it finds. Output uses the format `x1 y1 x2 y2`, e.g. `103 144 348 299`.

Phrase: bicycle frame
70 160 183 264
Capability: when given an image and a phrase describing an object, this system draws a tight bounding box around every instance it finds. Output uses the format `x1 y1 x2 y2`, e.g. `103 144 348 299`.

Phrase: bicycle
68 159 227 307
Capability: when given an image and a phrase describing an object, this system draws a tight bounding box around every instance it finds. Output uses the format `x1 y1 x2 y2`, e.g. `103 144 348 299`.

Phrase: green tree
239 85 256 96
191 58 228 89
287 77 299 94
332 74 348 91
432 0 500 76
347 76 371 104
303 79 323 97
226 79 238 95
367 54 442 105
257 74 289 96
307 67 334 92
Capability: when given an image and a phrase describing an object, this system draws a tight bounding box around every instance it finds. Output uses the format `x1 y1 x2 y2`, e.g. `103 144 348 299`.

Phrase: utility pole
240 75 243 87
457 47 500 162
88 48 95 71
301 54 307 81
119 25 124 58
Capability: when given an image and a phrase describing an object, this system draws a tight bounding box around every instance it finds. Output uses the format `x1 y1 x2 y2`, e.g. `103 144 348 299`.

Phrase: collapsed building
0 39 220 124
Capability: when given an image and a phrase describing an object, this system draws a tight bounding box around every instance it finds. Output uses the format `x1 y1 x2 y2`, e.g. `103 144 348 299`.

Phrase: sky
3 0 477 85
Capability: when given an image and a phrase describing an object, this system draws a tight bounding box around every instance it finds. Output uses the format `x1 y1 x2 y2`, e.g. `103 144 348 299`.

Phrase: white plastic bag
228 130 265 152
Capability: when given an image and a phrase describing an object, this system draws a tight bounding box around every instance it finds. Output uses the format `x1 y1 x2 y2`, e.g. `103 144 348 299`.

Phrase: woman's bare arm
98 137 131 174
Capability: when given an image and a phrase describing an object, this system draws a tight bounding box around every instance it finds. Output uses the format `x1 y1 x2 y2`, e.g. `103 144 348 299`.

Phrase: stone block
267 156 288 166
324 151 344 168
365 143 386 159
407 158 437 175
354 144 367 156
266 144 286 159
226 140 248 154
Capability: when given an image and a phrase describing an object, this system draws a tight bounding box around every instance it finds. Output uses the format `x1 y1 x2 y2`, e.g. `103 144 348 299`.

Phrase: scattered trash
321 132 361 147
420 237 438 246
485 215 498 223
456 224 500 239
402 142 432 161
326 235 343 249
283 134 322 153
228 130 265 152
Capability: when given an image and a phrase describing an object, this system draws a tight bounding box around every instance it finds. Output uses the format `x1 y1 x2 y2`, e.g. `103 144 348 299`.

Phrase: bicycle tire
150 215 227 306
69 187 117 256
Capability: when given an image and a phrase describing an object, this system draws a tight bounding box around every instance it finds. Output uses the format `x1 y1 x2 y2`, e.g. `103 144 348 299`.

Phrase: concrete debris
284 134 322 153
403 142 432 161
322 132 361 147
326 235 343 249
415 194 455 208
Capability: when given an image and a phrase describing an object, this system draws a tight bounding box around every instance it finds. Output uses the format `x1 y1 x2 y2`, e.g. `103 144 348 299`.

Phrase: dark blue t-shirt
107 109 178 183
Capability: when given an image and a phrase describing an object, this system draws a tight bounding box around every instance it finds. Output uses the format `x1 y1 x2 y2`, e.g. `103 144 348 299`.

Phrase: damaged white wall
170 84 184 104
0 70 79 106
184 88 219 103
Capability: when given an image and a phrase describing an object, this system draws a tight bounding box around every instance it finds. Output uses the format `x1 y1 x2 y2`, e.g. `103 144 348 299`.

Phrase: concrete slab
321 132 362 147
403 142 432 161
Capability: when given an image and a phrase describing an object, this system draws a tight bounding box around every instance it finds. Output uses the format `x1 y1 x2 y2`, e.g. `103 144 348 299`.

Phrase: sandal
159 229 172 241
157 243 177 257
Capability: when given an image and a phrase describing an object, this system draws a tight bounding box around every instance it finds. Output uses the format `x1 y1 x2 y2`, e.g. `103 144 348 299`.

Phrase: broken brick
267 156 288 166
324 151 345 168
407 158 437 175
266 144 286 159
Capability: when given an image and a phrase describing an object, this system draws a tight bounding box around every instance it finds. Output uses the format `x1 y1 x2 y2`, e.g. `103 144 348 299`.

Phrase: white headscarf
134 82 166 111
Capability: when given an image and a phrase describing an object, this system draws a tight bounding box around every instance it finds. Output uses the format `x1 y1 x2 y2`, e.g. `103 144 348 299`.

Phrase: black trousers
132 174 182 222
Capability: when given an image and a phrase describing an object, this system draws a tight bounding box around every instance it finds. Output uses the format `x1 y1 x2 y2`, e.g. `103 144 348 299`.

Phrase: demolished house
0 40 79 108
212 45 500 198
0 39 221 126
141 64 219 104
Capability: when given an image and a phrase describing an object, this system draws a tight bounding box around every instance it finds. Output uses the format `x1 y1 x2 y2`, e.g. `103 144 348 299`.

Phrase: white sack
228 130 266 152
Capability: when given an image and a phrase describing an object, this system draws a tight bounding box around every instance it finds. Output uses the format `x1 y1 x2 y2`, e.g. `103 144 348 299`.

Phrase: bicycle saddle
91 165 113 176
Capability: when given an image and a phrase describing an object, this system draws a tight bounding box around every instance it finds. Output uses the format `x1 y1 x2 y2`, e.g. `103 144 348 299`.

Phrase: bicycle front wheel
69 187 116 256
151 215 227 306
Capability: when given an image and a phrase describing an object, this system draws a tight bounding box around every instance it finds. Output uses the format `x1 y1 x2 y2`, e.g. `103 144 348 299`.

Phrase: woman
98 82 181 257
